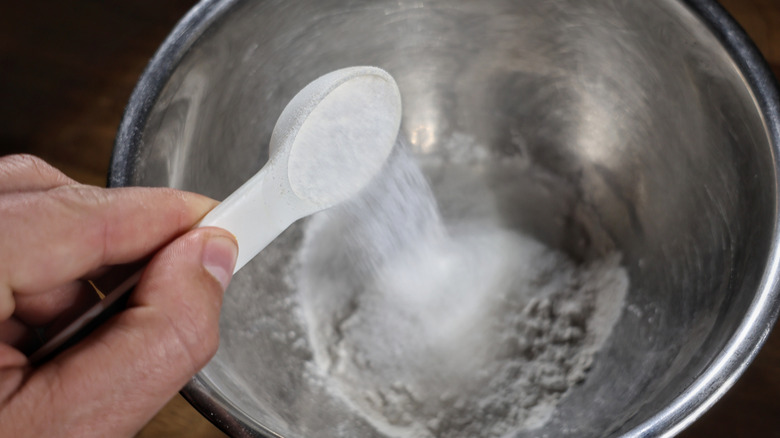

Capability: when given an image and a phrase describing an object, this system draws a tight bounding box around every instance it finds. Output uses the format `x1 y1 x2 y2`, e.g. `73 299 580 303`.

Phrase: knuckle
1 153 47 169
0 154 67 182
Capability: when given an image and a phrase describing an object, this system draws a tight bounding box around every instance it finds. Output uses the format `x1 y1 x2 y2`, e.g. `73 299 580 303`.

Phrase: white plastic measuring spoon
200 66 402 272
29 66 402 364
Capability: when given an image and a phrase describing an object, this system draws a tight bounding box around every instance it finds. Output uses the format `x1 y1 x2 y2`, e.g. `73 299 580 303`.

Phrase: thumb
7 228 237 438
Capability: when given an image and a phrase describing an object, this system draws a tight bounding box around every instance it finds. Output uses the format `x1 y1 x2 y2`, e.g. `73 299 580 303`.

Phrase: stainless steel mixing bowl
109 0 780 436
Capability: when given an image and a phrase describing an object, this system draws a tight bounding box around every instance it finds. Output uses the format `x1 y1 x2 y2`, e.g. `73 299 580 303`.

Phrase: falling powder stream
294 137 628 438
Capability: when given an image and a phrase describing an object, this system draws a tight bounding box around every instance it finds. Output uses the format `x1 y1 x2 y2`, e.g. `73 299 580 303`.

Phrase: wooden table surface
1 1 778 437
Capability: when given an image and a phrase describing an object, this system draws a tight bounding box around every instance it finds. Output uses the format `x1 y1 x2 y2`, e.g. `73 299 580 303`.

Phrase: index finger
0 155 76 193
0 184 217 300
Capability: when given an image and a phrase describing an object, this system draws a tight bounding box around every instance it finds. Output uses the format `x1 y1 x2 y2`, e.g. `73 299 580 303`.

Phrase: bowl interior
118 0 775 436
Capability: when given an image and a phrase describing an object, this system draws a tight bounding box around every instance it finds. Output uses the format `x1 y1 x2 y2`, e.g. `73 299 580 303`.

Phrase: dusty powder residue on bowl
291 136 628 438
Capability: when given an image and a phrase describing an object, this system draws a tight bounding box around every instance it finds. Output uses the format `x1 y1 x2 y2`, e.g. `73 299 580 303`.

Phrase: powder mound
296 142 627 437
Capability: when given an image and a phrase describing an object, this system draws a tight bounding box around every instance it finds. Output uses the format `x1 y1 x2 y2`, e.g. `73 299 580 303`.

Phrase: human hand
0 155 238 437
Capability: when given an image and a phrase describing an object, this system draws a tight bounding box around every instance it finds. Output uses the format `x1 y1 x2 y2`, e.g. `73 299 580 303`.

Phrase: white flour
294 138 628 437
287 72 400 207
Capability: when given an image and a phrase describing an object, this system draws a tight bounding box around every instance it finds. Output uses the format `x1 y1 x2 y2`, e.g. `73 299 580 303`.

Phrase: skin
0 154 238 437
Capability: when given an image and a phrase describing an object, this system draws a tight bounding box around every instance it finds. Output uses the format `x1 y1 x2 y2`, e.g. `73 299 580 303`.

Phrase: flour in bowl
295 138 628 437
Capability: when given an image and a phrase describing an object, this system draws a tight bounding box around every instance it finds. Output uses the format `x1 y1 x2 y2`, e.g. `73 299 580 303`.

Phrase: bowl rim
108 1 780 437
625 1 780 437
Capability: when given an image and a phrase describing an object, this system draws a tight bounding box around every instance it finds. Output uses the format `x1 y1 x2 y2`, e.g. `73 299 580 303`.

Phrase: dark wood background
1 1 778 436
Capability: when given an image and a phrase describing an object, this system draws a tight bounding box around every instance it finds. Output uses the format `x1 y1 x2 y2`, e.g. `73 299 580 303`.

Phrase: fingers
0 154 76 193
1 227 237 438
13 281 97 327
1 281 98 355
0 344 28 404
0 184 217 320
128 227 237 370
0 316 33 347
14 260 144 329
9 266 146 352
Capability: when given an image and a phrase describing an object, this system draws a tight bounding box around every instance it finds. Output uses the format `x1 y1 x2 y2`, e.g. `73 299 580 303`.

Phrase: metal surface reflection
110 0 780 436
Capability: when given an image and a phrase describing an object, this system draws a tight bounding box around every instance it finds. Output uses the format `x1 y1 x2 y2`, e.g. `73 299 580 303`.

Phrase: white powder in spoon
287 72 401 207
295 138 627 437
